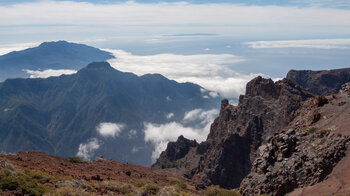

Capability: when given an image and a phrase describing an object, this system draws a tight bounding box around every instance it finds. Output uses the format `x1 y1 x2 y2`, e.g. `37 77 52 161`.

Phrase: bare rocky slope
154 69 350 195
153 76 312 189
286 68 350 95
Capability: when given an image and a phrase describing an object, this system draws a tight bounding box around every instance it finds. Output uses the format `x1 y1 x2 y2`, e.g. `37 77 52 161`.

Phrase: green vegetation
0 169 52 196
202 186 241 196
94 181 133 194
168 177 187 191
66 156 88 164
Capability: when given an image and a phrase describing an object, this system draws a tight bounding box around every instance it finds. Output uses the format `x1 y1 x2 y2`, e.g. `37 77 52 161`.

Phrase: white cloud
143 108 218 161
166 113 174 119
23 69 77 78
204 48 210 51
76 138 100 160
96 122 125 138
0 42 40 55
244 39 350 49
183 108 218 125
128 129 137 139
209 91 219 98
106 49 258 98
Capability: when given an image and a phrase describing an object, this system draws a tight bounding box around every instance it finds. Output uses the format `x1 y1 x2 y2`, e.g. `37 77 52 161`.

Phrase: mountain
153 77 312 188
153 70 350 195
0 62 220 165
0 40 113 81
286 68 350 95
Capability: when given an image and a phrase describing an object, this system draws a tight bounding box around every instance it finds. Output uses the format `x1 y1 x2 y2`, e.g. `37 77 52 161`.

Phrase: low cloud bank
76 138 100 160
106 49 260 98
244 39 350 49
24 69 77 78
144 108 218 161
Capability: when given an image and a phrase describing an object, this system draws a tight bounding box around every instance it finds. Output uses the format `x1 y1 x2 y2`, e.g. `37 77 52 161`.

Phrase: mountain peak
85 62 114 70
39 40 70 47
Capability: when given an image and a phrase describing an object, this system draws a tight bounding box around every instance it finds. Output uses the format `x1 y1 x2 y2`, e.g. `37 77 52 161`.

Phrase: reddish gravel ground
1 151 197 191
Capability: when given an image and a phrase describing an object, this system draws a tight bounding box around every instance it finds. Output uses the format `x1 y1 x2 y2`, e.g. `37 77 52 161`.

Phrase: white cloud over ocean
106 49 259 98
244 39 350 49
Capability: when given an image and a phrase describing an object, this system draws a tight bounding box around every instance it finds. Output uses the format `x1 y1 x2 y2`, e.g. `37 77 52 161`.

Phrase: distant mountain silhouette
0 40 113 81
0 62 220 165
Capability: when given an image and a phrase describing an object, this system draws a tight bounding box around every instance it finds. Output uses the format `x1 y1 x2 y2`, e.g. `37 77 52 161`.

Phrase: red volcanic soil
1 151 196 190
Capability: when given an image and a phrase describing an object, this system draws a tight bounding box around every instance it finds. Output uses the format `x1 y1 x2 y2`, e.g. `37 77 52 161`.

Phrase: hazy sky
1 0 350 97
1 0 350 43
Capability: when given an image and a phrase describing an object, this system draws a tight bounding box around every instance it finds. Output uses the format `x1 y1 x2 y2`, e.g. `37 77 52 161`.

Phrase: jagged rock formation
153 76 312 189
286 68 350 95
240 129 349 196
240 84 350 196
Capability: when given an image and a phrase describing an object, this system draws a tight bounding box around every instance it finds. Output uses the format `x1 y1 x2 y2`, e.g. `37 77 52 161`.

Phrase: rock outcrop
153 135 199 169
286 68 350 95
153 77 312 189
240 129 349 196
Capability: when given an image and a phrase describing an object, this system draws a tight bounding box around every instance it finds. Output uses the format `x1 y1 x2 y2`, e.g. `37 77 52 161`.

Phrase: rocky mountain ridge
154 69 350 195
153 76 312 189
287 68 350 95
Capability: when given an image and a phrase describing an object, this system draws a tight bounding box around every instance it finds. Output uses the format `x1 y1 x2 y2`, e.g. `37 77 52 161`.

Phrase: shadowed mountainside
0 62 220 165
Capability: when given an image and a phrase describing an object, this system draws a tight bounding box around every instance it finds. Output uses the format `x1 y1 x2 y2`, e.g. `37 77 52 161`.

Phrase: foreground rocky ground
0 151 241 195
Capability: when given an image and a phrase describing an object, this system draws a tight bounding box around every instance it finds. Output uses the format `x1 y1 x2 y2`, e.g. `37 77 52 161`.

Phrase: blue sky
1 0 350 9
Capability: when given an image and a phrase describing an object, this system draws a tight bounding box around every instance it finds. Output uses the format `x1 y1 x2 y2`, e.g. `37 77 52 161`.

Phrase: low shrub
168 177 187 191
203 186 241 196
0 169 51 196
67 157 88 164
141 183 160 196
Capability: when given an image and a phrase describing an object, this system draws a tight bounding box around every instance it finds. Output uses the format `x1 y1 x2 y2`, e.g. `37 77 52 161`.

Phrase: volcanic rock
286 68 350 95
153 76 312 189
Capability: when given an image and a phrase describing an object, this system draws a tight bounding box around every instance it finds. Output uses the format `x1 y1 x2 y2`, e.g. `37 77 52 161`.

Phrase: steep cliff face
240 84 350 196
286 68 350 95
153 77 312 189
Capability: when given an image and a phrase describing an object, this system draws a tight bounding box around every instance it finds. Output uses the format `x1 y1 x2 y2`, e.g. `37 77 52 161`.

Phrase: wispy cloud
23 69 77 78
106 49 259 98
291 0 350 9
244 39 350 49
0 1 349 40
96 122 125 138
76 138 100 160
1 1 349 26
165 113 174 119
143 108 218 161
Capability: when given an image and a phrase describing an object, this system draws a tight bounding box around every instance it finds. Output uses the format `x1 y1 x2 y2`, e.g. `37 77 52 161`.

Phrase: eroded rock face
153 76 312 189
153 135 199 169
240 130 349 196
286 68 350 95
